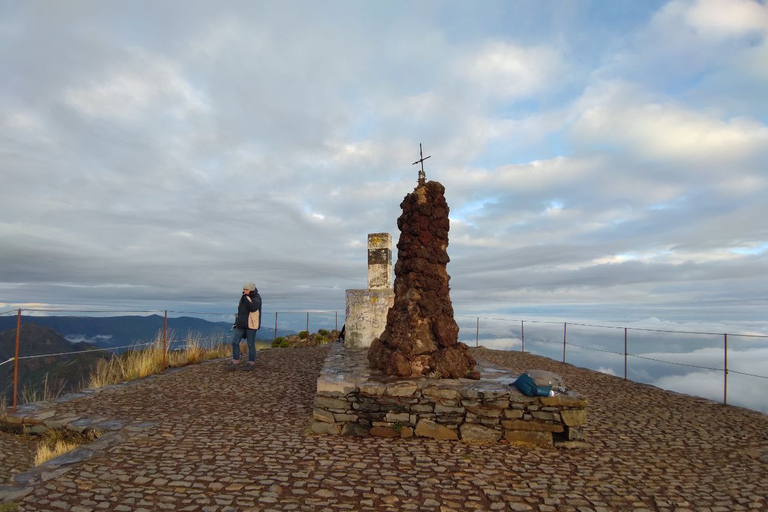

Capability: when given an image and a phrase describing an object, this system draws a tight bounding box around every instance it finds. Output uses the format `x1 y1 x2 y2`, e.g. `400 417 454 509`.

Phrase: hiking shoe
225 363 239 372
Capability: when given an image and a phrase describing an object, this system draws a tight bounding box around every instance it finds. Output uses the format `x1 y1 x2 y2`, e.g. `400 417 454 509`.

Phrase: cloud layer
1 1 767 332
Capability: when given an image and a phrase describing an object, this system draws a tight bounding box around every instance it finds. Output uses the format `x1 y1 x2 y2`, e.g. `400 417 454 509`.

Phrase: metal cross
412 143 431 186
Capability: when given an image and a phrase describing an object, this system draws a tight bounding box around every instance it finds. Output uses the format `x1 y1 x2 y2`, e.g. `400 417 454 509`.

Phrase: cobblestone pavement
2 345 767 511
0 431 38 484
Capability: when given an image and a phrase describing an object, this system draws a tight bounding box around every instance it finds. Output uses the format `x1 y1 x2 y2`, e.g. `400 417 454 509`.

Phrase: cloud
0 1 766 341
655 371 768 413
63 51 208 121
680 0 768 39
458 41 565 100
569 81 768 165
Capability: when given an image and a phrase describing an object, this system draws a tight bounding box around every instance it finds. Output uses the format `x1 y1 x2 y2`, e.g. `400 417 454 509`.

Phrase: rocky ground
0 345 766 511
0 431 37 485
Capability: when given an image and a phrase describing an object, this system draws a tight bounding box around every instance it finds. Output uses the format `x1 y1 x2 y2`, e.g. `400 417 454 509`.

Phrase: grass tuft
87 330 231 389
34 439 79 466
33 429 101 466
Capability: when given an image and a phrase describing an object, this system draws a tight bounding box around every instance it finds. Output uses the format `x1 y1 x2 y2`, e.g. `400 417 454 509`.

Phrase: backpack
248 309 261 330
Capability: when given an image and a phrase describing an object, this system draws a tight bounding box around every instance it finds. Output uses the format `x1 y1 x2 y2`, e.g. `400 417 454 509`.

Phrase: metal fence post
274 312 278 340
521 320 525 352
724 333 728 406
562 322 567 363
306 312 309 335
475 317 479 347
624 327 628 380
13 309 21 412
163 310 168 369
335 311 338 331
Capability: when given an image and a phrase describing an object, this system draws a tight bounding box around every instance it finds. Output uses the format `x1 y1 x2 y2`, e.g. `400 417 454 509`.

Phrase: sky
1 1 767 319
1 0 767 412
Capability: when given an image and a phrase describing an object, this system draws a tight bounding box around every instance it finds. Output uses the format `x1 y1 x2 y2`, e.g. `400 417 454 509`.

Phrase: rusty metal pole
475 317 479 347
306 312 309 335
624 328 628 380
562 322 567 363
163 310 168 369
724 333 728 406
335 311 338 331
521 320 525 352
12 309 21 412
274 312 278 340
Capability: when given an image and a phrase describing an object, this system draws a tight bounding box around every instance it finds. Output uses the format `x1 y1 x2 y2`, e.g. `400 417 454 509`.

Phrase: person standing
229 282 262 371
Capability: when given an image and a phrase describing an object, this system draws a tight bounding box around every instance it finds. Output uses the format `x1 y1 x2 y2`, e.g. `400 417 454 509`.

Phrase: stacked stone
315 345 587 447
368 181 478 379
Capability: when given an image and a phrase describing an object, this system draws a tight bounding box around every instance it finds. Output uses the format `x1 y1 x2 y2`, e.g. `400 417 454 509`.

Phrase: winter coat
235 290 262 330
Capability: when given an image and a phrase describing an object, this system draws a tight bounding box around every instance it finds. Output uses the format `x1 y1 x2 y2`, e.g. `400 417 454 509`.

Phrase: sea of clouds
456 315 768 414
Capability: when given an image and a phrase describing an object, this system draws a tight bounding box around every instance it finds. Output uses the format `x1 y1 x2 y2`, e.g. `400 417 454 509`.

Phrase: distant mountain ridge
0 315 295 351
0 324 107 402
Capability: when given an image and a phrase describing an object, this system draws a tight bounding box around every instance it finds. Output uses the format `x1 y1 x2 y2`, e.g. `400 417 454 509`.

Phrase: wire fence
3 307 767 413
1 307 343 412
455 314 768 410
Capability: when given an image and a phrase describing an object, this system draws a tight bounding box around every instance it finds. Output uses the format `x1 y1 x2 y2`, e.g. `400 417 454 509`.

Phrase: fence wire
4 307 768 413
509 329 768 380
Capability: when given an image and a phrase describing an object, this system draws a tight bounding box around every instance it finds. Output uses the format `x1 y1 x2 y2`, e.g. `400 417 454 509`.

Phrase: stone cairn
368 180 479 379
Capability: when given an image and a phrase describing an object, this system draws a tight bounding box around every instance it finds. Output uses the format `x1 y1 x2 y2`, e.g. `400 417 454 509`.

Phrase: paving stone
0 346 765 512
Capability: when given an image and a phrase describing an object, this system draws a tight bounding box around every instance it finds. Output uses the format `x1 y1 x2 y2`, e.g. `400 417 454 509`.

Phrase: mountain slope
0 324 107 404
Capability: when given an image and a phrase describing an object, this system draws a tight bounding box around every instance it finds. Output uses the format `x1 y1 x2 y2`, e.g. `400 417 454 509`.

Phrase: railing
455 315 768 409
0 307 342 413
3 306 767 413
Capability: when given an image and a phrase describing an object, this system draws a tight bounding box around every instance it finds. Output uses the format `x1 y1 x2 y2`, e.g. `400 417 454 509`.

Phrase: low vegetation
271 329 340 348
0 331 234 413
20 373 67 405
88 330 230 389
34 429 101 466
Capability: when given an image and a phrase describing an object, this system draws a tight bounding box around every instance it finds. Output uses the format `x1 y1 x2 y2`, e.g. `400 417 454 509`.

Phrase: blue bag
513 373 552 397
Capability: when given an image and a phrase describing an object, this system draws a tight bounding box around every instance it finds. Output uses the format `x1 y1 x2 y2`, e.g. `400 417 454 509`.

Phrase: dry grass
87 330 231 389
20 373 66 405
34 439 79 466
33 429 101 466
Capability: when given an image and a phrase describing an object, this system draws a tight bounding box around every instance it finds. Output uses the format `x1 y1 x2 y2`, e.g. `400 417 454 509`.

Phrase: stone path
1 345 766 511
0 431 37 484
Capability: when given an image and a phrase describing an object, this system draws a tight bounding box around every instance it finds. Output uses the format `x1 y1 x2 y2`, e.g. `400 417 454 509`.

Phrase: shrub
298 331 309 339
271 337 285 348
317 329 329 336
278 340 291 348
314 335 328 345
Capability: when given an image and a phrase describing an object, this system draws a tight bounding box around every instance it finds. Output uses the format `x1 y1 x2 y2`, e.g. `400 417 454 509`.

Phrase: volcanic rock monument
368 146 479 379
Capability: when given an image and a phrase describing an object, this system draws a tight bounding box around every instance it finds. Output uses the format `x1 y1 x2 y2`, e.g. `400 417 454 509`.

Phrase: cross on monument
412 143 431 186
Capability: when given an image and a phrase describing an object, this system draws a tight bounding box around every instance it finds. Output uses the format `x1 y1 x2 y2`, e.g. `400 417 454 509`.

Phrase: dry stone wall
313 344 588 448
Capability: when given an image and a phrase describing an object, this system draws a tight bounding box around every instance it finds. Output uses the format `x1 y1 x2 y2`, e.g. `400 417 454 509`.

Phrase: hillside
0 315 294 352
0 324 107 403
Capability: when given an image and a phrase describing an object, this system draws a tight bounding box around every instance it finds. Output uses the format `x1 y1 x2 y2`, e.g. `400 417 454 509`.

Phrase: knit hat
243 282 256 291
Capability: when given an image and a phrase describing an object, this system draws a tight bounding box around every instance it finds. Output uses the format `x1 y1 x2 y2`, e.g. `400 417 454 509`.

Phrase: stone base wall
312 344 588 448
344 289 395 348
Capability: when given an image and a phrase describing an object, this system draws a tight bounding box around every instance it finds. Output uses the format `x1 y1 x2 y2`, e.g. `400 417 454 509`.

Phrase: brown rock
502 419 564 433
368 180 477 379
460 424 502 443
560 409 587 427
370 426 399 438
415 419 459 440
504 430 553 447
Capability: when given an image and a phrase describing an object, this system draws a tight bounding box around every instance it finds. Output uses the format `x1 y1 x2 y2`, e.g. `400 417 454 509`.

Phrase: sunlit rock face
368 181 479 379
